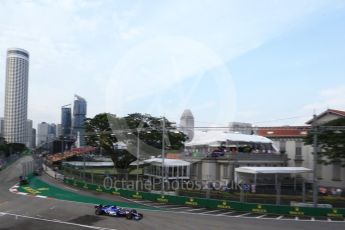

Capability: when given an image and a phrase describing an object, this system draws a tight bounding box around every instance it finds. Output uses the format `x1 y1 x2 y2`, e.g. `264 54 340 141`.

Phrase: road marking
17 192 28 195
199 210 221 214
158 205 185 208
0 212 118 230
235 213 250 217
185 208 207 212
311 217 315 221
327 218 331 222
256 215 266 218
217 211 234 216
132 200 153 204
165 207 194 210
276 216 284 220
36 195 48 199
63 186 78 192
295 217 299 221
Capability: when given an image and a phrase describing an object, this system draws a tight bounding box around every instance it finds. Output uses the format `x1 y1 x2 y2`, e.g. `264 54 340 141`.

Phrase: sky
0 0 345 128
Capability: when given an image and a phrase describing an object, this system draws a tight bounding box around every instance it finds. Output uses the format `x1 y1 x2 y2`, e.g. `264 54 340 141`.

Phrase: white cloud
304 86 345 113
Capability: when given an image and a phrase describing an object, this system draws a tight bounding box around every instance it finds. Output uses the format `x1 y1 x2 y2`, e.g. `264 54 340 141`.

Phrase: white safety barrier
43 164 64 181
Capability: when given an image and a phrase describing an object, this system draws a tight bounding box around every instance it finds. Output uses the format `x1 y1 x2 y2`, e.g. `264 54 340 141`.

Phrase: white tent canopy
235 167 312 175
235 167 313 205
185 130 274 147
143 158 190 167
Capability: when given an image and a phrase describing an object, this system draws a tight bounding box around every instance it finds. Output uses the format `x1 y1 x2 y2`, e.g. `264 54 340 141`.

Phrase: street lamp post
136 129 140 190
161 117 166 195
312 119 319 208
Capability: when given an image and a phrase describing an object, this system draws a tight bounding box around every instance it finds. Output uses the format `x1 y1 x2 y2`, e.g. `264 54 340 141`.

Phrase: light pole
161 117 166 195
136 129 140 190
312 116 319 208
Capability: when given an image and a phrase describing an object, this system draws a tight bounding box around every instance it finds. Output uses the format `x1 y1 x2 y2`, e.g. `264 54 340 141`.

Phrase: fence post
302 180 306 203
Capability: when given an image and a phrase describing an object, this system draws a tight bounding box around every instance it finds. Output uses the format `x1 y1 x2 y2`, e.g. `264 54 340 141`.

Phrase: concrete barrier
43 164 64 181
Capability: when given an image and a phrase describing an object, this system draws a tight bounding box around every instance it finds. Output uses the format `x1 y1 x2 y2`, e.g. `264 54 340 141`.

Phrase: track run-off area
1 156 345 230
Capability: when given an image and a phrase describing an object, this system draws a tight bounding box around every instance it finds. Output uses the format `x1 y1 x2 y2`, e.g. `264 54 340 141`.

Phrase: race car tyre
95 208 103 215
126 213 133 220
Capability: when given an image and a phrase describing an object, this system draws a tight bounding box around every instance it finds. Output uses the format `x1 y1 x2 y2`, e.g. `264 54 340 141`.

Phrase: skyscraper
72 95 87 146
36 122 56 146
37 122 49 146
56 124 62 137
26 119 33 148
61 106 72 137
180 109 195 141
4 48 29 144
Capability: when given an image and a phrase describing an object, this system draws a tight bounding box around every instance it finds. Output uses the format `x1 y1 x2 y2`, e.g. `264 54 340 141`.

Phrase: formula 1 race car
94 204 143 220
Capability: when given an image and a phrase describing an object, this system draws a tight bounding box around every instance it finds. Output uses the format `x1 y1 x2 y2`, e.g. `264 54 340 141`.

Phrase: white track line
36 195 48 199
217 211 234 216
0 212 118 230
130 200 152 204
200 210 221 215
185 208 207 212
277 215 284 220
158 205 186 208
166 206 194 210
63 186 78 192
256 215 266 218
17 192 28 195
235 213 250 217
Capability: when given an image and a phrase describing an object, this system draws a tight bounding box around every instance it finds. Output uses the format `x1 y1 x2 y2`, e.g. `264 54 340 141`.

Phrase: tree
0 138 26 158
85 113 187 179
304 118 345 167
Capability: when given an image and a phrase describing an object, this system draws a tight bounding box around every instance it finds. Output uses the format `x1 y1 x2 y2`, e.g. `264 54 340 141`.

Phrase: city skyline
0 1 345 128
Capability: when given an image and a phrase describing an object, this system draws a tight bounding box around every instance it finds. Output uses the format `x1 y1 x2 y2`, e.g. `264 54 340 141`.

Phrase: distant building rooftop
257 126 310 138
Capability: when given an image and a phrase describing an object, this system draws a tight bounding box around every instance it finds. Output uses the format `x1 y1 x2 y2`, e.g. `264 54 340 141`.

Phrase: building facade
61 106 72 137
183 130 287 183
257 109 345 189
72 95 87 146
4 48 29 144
56 124 62 137
25 119 34 148
179 109 195 141
37 122 50 146
229 122 253 135
306 109 345 189
37 122 57 146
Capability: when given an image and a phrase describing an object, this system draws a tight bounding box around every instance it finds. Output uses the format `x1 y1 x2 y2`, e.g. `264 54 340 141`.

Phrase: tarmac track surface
1 156 344 230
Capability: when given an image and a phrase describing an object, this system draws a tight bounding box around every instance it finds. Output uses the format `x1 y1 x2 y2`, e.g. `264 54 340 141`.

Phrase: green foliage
85 113 187 171
304 118 345 167
0 138 27 157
